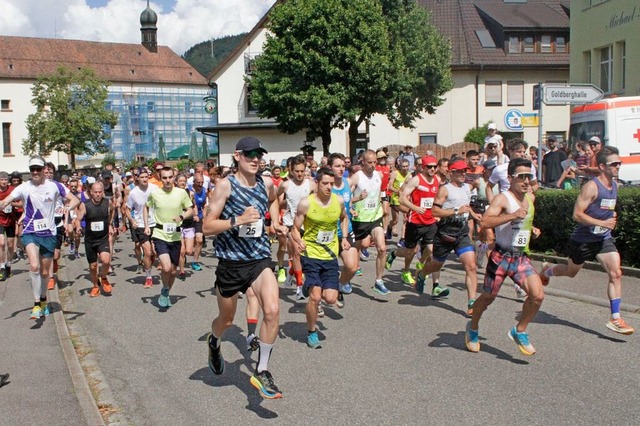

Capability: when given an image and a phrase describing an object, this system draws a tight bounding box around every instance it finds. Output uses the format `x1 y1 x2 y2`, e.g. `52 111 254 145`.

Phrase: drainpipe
475 64 484 127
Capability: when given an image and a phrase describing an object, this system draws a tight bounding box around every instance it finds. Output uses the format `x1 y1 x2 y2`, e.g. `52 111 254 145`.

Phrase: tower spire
140 0 158 53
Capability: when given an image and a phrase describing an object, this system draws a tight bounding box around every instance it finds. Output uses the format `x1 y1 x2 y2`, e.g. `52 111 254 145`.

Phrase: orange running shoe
89 286 100 297
144 277 153 288
47 277 55 290
606 318 634 335
101 278 112 294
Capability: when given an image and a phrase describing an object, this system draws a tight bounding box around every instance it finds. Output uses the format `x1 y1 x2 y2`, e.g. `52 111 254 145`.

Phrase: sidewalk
0 259 102 425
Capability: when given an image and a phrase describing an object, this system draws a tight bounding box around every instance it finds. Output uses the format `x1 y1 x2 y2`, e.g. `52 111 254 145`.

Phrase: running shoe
606 318 635 335
178 271 186 280
191 262 202 271
0 268 4 281
69 242 75 254
508 326 536 355
415 273 426 295
74 251 80 259
431 285 450 299
339 283 353 294
514 284 527 299
465 321 480 352
144 277 153 289
385 251 396 270
401 271 415 285
101 278 112 295
42 304 50 316
246 334 260 352
295 286 306 301
360 248 370 261
158 292 172 308
336 292 345 309
355 267 363 277
30 305 42 319
207 333 224 375
47 277 55 290
277 268 286 284
397 239 405 248
317 304 325 318
89 286 100 297
250 370 283 399
467 299 475 316
4 266 10 278
373 280 390 296
539 262 551 286
307 330 322 349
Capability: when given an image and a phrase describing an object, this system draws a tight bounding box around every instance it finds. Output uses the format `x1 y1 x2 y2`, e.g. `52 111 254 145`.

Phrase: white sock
29 271 41 300
257 341 273 373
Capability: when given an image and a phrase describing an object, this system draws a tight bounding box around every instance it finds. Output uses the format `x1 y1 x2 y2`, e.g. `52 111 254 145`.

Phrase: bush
463 121 492 144
531 187 640 267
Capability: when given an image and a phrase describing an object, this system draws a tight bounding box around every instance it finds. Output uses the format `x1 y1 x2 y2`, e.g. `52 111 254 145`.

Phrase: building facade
570 0 639 96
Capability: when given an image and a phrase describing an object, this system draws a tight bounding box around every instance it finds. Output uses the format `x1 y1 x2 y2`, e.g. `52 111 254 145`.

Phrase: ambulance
569 96 640 183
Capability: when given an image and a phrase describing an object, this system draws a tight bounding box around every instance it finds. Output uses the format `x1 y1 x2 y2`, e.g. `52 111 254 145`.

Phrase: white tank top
283 179 310 226
442 183 471 210
495 192 534 251
352 170 382 222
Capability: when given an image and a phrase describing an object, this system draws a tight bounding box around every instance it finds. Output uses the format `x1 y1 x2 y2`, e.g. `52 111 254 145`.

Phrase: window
485 81 502 106
147 101 155 112
621 41 626 90
2 123 11 154
600 45 612 93
185 121 192 135
523 36 534 53
585 50 592 83
508 36 520 53
541 35 552 53
184 101 192 112
246 85 259 115
419 134 437 145
507 81 524 106
0 100 9 111
556 36 566 53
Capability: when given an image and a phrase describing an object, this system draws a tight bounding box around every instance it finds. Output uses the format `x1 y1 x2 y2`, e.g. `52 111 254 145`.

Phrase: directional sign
504 109 524 131
543 84 604 105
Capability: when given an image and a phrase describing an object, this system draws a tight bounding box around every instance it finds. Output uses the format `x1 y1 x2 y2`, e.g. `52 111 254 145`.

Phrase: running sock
29 271 41 300
247 318 258 336
40 297 47 309
208 332 221 349
145 268 152 278
293 270 303 286
610 298 621 319
256 342 273 373
161 287 169 297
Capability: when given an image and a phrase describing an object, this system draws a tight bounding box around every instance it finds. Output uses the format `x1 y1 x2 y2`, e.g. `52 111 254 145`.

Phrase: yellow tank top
303 193 342 260
390 171 408 205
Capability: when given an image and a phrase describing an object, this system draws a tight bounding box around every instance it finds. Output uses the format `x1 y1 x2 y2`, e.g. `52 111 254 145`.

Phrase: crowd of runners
0 131 632 399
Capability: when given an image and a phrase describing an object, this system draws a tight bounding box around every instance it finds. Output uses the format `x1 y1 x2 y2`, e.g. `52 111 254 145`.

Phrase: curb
56 256 129 425
529 252 640 279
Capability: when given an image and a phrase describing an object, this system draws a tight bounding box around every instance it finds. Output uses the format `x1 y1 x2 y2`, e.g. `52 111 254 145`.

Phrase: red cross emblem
634 129 640 143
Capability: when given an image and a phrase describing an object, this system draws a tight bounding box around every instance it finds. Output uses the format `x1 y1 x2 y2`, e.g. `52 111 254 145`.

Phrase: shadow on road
429 331 530 365
530 310 626 343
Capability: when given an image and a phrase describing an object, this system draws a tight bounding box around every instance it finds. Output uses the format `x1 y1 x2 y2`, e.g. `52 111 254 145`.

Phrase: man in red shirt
0 172 16 280
375 150 392 240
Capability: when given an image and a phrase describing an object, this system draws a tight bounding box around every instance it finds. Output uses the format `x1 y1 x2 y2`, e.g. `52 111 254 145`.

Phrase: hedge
531 187 640 268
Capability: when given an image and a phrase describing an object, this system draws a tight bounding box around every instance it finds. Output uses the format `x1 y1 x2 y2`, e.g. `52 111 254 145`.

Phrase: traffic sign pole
537 83 544 182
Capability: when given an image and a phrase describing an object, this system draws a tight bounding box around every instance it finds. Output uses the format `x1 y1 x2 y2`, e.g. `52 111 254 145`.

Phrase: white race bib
90 221 104 232
592 225 608 234
316 230 334 244
3 204 12 214
164 223 177 233
420 197 434 209
600 199 616 210
365 200 377 210
512 230 531 247
238 219 263 238
34 218 48 231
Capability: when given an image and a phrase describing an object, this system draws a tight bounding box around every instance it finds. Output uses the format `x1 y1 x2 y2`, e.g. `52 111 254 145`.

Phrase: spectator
398 145 420 172
542 136 567 185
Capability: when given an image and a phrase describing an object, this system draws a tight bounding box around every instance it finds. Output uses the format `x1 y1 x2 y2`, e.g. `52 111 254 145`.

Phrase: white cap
28 156 45 168
487 123 497 130
125 171 132 177
87 176 96 184
484 135 501 149
189 168 195 174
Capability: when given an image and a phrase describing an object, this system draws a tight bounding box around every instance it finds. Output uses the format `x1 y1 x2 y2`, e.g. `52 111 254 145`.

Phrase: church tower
140 0 158 53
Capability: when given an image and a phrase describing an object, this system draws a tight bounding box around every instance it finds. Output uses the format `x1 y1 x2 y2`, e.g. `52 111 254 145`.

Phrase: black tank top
84 198 110 242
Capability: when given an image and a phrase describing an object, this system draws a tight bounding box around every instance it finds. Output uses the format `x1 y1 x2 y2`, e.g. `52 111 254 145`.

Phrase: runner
44 163 65 290
387 158 410 240
74 181 115 297
465 157 545 355
0 156 79 319
291 167 350 348
176 174 196 278
65 178 82 259
540 146 634 335
190 172 208 272
0 172 16 280
143 167 193 308
203 136 284 399
416 160 481 314
375 150 392 240
124 168 157 288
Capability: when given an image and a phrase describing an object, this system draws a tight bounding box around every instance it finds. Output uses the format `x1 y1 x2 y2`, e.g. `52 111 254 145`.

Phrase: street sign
504 109 524 131
533 84 541 110
543 84 604 105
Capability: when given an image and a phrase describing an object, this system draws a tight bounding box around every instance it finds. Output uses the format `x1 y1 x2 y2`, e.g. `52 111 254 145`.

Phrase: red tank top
0 185 16 227
408 174 438 225
376 165 390 196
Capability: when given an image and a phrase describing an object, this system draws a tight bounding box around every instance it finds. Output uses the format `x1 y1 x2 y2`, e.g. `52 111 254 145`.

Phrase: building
570 0 639 96
0 2 215 171
199 0 571 166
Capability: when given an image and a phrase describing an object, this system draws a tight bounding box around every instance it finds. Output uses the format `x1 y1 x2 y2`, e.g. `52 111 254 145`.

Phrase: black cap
236 136 268 154
101 170 113 179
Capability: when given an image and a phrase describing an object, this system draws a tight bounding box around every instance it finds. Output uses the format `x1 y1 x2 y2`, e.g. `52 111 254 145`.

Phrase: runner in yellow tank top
291 168 350 349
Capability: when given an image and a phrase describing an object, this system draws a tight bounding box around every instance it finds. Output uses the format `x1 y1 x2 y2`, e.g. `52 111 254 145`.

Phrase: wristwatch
230 216 237 227
453 207 459 215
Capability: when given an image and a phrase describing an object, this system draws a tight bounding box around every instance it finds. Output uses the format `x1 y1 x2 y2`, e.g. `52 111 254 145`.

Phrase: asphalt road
58 235 640 425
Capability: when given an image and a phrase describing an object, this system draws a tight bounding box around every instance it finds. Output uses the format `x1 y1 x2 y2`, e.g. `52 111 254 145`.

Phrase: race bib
34 218 48 231
420 197 434 209
592 225 608 235
90 221 104 232
600 199 616 210
164 223 177 233
3 204 12 214
238 219 263 238
365 200 377 210
512 230 531 248
316 230 334 244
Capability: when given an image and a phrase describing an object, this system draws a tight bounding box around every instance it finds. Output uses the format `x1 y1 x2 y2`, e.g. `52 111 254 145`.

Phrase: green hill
182 33 247 79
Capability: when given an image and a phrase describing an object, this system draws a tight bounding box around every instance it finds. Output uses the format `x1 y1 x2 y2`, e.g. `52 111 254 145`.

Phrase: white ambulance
569 96 640 183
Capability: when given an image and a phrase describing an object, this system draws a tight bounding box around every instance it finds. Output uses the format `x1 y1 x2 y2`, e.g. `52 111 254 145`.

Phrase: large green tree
249 0 453 156
23 66 118 169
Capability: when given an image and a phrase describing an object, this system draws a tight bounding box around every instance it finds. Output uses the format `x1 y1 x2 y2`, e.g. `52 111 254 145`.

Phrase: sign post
537 84 544 181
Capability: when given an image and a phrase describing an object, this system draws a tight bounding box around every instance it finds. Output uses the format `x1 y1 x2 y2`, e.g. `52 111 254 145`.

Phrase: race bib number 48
239 219 263 238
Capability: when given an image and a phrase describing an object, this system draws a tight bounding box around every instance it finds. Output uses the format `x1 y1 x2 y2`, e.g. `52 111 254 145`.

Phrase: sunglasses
29 166 43 172
424 165 437 169
606 161 622 167
242 150 263 160
512 173 534 180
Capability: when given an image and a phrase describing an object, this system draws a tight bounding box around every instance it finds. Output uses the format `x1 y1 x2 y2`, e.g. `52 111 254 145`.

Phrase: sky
0 0 276 55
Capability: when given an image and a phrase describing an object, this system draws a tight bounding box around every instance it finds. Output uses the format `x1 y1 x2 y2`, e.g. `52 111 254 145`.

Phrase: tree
249 0 453 156
23 66 119 169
